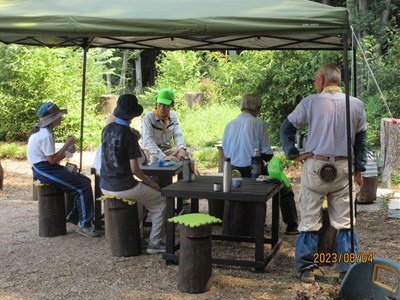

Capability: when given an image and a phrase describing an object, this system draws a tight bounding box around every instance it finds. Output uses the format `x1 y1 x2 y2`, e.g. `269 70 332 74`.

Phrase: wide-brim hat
113 94 143 120
36 102 67 128
156 88 175 105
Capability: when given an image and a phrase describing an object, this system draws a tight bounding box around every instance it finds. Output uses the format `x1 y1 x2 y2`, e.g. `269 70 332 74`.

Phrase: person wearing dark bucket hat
140 88 187 162
27 102 99 238
113 94 143 120
100 94 167 254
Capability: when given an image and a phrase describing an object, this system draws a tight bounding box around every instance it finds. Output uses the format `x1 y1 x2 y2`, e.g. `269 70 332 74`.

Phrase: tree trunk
134 54 144 95
380 118 400 187
380 0 392 24
118 50 129 94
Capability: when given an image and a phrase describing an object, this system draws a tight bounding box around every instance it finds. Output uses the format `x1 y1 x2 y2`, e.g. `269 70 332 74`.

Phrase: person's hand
148 180 160 191
65 135 75 147
354 170 363 188
176 149 186 161
293 152 313 163
68 145 77 154
163 155 178 162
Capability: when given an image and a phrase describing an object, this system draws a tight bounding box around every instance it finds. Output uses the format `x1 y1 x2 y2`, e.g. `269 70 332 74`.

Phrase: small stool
35 182 66 237
169 213 222 293
97 196 141 257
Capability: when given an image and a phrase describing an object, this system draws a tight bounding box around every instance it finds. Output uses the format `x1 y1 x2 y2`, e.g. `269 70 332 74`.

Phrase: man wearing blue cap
141 88 187 162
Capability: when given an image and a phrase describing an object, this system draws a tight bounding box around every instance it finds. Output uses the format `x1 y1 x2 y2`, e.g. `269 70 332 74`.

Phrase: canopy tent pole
352 42 357 98
343 33 355 253
79 39 89 171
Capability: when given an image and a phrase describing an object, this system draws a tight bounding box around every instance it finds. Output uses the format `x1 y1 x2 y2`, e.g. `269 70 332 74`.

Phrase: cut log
380 118 400 187
184 92 205 109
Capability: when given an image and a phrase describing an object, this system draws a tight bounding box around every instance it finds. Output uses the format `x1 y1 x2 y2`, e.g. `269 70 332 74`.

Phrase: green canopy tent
0 0 357 250
0 0 347 50
0 0 351 162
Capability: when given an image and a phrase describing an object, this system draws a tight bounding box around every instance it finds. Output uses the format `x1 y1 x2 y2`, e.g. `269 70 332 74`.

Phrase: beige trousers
101 182 166 245
298 158 356 232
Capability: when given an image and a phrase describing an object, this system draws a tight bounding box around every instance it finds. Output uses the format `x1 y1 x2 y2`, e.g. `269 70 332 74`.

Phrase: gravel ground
0 154 399 300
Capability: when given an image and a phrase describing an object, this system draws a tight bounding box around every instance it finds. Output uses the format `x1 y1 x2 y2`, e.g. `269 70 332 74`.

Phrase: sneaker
299 270 315 283
75 225 100 238
285 226 300 235
146 242 166 254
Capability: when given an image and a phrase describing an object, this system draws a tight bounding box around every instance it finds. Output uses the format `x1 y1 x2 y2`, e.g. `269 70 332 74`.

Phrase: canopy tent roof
0 0 349 50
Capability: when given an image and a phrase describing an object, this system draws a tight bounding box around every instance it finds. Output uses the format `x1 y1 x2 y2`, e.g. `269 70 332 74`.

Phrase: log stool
169 213 222 293
97 196 141 257
35 182 66 237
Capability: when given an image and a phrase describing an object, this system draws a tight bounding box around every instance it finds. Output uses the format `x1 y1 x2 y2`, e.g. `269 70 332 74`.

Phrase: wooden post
178 224 212 293
38 184 66 237
380 118 400 187
0 160 3 190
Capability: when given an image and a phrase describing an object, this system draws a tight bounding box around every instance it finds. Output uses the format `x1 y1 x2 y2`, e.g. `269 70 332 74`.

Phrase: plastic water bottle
251 148 262 178
65 134 73 158
182 155 192 182
223 157 232 192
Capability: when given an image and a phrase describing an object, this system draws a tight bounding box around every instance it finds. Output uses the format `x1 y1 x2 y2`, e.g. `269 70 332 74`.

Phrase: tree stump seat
97 195 141 257
169 213 222 293
35 182 67 237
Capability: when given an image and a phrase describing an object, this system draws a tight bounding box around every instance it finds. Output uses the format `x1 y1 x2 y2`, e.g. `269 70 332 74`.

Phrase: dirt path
0 156 399 300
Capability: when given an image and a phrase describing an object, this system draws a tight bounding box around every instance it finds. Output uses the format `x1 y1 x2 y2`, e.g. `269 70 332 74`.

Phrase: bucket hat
113 94 143 120
156 88 175 105
36 102 67 128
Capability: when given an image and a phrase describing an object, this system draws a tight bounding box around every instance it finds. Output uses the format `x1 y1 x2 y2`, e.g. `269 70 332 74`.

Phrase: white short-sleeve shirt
27 128 55 166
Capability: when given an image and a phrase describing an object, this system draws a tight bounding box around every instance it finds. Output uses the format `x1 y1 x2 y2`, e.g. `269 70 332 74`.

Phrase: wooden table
161 175 283 273
140 161 183 188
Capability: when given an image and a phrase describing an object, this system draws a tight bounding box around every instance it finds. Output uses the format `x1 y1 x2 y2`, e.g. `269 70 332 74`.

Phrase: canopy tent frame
0 0 356 252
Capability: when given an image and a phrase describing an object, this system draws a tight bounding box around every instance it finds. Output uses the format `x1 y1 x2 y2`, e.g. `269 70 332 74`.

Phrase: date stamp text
314 252 373 264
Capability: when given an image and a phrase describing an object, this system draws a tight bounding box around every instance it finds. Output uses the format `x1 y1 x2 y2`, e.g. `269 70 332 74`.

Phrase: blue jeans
295 230 358 273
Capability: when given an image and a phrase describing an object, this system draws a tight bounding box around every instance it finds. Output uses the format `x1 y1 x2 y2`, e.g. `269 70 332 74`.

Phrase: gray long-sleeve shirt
140 111 186 159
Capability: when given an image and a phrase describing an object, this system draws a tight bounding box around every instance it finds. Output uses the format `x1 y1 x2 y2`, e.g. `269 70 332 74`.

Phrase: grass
0 142 26 159
178 103 239 147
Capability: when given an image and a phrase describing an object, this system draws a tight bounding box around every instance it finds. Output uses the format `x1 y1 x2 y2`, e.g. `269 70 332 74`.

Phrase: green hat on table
156 88 175 105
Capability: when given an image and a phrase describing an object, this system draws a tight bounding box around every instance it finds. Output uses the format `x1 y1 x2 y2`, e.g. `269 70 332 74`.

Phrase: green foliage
391 171 400 185
0 45 108 148
361 95 388 149
153 51 204 110
0 142 26 159
204 50 342 144
178 103 239 147
192 147 219 170
273 152 301 170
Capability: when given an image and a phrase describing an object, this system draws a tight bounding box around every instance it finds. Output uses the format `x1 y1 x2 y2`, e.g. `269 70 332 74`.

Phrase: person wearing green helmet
141 88 187 162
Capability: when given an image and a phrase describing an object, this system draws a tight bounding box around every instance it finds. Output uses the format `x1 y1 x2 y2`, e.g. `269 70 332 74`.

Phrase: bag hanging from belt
318 164 337 183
